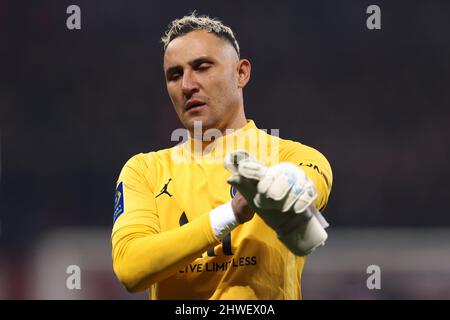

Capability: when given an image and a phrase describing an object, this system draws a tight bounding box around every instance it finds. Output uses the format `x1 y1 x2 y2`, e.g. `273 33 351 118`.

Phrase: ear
236 59 251 88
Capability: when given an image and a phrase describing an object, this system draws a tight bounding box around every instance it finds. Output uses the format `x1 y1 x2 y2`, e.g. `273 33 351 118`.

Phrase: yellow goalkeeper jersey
111 120 332 300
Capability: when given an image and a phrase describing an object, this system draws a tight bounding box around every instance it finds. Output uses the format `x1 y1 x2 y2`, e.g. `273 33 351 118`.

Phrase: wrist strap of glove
210 201 239 240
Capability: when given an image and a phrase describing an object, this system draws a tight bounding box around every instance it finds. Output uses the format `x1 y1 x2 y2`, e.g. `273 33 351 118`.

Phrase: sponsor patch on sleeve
113 182 125 223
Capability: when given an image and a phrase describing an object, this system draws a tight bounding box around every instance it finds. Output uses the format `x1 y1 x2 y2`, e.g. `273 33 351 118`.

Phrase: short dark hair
161 11 240 57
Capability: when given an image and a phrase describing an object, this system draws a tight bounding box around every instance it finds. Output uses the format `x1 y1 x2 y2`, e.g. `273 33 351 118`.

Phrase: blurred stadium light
27 228 146 299
303 228 450 299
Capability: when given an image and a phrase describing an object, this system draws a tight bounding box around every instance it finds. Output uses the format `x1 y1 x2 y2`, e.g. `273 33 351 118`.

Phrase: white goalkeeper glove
224 151 329 256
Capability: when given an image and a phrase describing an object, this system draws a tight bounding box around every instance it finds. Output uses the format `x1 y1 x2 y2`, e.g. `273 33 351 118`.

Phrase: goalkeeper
111 12 333 300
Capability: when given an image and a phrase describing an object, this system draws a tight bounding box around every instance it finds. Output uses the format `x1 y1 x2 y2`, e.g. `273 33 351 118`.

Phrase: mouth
184 99 207 113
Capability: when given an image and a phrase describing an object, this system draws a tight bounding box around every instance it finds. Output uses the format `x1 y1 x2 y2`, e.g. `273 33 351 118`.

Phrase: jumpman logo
156 178 173 198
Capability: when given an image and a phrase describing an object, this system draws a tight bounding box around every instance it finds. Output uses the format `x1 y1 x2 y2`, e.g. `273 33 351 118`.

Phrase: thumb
227 175 249 196
227 174 258 202
227 174 243 187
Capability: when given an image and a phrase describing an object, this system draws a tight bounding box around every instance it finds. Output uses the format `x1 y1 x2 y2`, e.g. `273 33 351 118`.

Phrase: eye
168 72 181 81
196 63 211 71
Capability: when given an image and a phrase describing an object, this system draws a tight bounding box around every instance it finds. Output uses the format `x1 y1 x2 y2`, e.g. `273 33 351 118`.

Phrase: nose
181 70 199 96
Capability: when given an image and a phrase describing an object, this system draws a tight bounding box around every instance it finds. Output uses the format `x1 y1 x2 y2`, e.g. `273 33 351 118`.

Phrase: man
111 12 333 300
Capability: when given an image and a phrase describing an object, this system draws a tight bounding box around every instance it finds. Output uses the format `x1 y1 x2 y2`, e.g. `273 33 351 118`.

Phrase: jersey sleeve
111 154 220 293
280 141 333 212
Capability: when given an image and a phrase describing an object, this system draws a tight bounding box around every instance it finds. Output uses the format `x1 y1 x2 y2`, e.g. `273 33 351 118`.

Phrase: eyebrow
165 56 215 79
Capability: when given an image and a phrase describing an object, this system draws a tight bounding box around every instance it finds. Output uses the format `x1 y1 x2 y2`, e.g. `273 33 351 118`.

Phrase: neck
220 107 248 134
190 108 248 150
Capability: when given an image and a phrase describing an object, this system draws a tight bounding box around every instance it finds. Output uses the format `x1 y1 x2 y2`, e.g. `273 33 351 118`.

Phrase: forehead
163 30 236 68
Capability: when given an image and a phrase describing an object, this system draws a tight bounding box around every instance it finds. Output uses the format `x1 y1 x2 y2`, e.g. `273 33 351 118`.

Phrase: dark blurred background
1 0 449 299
